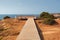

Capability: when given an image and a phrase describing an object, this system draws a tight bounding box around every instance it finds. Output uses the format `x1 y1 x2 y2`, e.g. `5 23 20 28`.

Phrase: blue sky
0 0 60 15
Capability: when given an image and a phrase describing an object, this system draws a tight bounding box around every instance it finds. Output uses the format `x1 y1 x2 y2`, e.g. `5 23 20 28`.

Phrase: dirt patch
35 19 60 40
0 18 26 40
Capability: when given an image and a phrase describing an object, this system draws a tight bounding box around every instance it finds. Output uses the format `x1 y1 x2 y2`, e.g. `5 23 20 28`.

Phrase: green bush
3 16 10 19
43 18 57 25
40 12 50 18
40 12 55 19
39 12 57 25
50 14 56 19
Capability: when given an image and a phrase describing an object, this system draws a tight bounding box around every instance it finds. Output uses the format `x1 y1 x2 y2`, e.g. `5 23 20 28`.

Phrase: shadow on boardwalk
34 20 44 40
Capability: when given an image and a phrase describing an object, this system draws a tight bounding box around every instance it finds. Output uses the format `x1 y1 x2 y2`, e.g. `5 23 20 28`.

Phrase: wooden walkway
16 18 41 40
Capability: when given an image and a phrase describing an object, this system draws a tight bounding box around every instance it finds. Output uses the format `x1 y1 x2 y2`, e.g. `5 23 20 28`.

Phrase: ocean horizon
0 14 39 19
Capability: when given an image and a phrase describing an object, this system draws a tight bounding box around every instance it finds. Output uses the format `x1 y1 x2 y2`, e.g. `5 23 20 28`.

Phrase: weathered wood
16 18 40 40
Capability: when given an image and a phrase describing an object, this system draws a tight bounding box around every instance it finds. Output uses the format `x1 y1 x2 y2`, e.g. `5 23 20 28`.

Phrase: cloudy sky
0 0 60 15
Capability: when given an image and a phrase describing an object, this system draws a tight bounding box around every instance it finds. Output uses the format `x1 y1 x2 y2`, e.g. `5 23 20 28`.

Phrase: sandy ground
0 18 60 40
0 18 26 40
35 19 60 40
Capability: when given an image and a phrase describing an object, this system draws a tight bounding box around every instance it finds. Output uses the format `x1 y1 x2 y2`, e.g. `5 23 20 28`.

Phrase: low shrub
43 18 57 25
40 12 56 19
3 16 10 19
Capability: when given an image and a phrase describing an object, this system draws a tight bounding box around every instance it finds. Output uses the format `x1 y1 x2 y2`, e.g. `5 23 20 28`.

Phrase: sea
0 14 39 19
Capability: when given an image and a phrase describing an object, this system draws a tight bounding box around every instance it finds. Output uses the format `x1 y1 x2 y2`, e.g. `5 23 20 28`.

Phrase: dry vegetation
35 18 60 40
0 18 26 40
0 16 60 40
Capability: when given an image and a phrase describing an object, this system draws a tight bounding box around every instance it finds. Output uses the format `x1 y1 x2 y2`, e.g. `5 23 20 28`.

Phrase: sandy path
16 18 41 40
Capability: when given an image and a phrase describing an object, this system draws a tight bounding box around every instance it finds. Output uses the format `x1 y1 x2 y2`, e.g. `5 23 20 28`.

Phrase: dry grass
0 18 60 40
2 36 17 40
0 18 26 40
35 18 60 40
